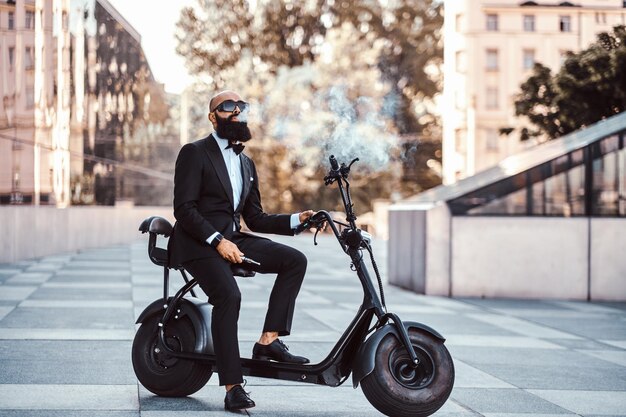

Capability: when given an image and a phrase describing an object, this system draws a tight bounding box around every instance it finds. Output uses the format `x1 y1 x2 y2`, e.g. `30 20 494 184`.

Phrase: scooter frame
136 156 445 389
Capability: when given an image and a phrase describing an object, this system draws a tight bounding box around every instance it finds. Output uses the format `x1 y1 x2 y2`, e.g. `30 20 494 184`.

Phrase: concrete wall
590 218 626 301
0 206 173 263
389 205 626 301
388 203 452 296
451 217 589 299
388 205 427 293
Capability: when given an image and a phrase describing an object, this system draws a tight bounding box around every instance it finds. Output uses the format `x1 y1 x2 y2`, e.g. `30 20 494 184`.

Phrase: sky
106 0 196 94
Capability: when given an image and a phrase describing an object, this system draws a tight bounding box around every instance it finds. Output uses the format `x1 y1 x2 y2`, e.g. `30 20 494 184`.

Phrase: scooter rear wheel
361 328 454 417
132 314 212 396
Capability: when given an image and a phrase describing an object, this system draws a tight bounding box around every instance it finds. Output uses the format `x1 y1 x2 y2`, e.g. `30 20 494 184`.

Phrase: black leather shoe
224 385 255 411
252 339 310 364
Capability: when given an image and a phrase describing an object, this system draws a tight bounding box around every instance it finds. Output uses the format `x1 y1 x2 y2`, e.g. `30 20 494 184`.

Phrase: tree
334 0 443 133
515 25 626 140
175 0 443 134
174 0 444 212
257 24 404 212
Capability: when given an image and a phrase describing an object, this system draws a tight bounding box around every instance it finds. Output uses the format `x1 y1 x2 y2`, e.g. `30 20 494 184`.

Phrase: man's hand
299 210 315 223
299 210 327 232
216 238 244 264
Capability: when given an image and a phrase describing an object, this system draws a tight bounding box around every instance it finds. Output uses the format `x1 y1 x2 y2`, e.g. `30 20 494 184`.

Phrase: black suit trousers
182 233 307 386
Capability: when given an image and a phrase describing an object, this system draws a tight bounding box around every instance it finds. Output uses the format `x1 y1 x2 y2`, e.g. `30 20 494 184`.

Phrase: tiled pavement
0 233 625 416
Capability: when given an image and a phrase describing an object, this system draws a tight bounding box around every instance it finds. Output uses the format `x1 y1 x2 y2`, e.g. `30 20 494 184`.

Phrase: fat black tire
132 314 212 396
361 329 455 417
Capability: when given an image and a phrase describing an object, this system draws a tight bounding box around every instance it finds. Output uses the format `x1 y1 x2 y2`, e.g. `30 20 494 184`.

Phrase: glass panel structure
592 135 621 215
449 131 626 217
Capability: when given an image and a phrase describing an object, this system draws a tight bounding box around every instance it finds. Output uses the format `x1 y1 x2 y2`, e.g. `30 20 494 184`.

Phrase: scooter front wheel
361 328 455 417
132 314 212 397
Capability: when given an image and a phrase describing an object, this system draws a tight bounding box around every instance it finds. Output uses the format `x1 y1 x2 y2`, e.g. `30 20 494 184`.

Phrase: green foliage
515 25 626 140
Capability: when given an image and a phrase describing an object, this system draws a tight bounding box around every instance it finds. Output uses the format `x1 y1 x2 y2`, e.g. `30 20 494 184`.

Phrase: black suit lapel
236 155 253 213
203 134 234 209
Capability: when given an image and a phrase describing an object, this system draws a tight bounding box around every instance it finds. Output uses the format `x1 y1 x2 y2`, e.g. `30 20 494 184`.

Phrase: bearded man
168 90 312 410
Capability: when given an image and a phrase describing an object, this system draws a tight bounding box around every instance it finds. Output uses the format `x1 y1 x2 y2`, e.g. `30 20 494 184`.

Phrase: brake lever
313 227 320 246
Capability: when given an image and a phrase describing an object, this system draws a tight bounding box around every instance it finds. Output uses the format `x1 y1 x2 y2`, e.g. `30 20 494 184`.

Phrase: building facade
0 0 170 207
442 0 626 184
0 0 38 204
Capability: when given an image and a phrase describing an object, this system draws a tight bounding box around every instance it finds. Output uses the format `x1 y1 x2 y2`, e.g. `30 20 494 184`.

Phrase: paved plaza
0 233 625 416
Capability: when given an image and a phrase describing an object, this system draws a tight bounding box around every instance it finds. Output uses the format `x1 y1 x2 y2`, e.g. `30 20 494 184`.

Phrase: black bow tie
226 142 245 155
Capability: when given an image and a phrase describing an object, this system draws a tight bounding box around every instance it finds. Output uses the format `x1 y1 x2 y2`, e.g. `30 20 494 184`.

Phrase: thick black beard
215 114 252 143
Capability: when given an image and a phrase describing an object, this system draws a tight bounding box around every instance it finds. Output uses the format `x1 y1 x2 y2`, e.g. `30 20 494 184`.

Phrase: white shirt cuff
290 213 301 229
206 231 220 245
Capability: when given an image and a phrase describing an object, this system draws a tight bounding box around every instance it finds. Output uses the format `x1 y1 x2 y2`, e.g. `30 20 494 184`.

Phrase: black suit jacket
168 134 293 266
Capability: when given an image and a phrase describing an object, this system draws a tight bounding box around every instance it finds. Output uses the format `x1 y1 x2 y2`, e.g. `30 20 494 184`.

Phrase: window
467 187 527 215
560 15 571 32
25 11 34 29
455 129 466 153
523 49 535 70
617 145 626 216
8 12 14 30
455 90 465 109
566 163 586 216
592 135 621 215
595 12 607 24
543 159 581 216
25 85 34 108
455 14 464 32
523 15 535 31
8 47 15 70
486 49 498 71
486 129 499 152
486 87 498 110
486 14 498 31
25 46 34 69
456 50 467 73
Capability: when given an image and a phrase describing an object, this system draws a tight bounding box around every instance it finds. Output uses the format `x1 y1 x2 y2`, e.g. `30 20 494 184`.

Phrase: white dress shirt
206 133 300 245
214 133 244 210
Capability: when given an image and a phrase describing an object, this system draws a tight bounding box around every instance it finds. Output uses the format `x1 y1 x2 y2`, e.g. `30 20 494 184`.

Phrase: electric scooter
132 155 455 417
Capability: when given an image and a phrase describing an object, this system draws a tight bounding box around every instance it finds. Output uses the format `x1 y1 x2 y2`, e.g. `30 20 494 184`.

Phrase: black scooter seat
139 216 173 237
139 216 256 277
231 265 256 278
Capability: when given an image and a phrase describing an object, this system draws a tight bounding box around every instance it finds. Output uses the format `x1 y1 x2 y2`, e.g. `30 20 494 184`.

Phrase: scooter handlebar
329 155 339 171
294 211 328 235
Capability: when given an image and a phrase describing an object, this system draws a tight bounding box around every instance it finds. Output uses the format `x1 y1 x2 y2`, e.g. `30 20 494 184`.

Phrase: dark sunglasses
213 100 249 113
